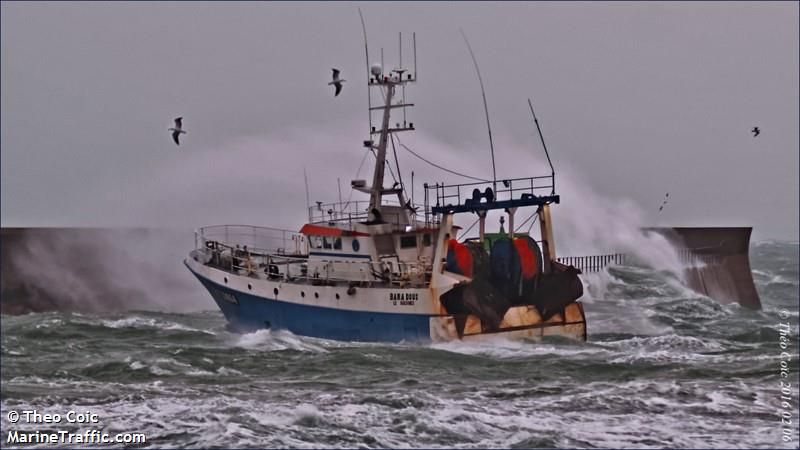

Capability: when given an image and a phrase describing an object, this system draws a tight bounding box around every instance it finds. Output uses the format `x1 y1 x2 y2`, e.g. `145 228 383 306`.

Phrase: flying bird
658 192 669 213
752 127 760 137
328 68 345 96
168 117 187 146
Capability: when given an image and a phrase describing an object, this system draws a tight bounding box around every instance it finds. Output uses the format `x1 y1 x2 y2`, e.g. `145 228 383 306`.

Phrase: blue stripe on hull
189 270 433 343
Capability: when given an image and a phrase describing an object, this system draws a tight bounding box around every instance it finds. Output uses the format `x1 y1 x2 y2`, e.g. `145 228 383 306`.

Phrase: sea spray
1 228 206 314
3 249 797 450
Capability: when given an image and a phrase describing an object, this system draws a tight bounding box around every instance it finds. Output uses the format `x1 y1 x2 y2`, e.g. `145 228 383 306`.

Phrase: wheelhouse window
311 235 342 250
400 235 417 249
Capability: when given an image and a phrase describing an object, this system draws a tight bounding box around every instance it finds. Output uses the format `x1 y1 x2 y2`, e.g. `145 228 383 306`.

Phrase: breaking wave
2 242 797 448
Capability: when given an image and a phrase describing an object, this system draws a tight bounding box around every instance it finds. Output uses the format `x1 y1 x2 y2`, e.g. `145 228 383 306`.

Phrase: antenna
399 32 402 69
400 32 406 125
413 32 417 81
358 8 372 134
411 171 415 208
304 167 311 222
363 28 417 224
527 98 556 195
460 29 497 192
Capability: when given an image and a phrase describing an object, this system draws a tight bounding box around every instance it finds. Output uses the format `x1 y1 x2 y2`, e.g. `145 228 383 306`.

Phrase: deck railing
307 201 371 224
428 176 554 207
192 225 432 286
307 199 436 228
558 249 726 273
558 254 628 273
196 225 306 257
424 175 557 216
194 246 431 286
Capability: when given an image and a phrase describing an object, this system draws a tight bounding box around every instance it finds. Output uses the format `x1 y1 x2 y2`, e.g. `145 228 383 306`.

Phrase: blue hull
189 269 433 342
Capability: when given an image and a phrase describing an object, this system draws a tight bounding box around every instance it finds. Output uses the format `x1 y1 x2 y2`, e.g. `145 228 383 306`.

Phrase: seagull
168 117 187 145
328 68 345 96
752 126 760 137
658 192 669 213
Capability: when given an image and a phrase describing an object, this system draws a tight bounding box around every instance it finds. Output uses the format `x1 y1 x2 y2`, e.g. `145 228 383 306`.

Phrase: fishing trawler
184 31 587 342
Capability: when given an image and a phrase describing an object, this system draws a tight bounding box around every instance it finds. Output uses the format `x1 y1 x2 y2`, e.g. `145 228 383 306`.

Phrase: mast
363 34 417 224
369 82 396 216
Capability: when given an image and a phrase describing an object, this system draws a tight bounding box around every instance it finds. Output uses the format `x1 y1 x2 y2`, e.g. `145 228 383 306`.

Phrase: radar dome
370 64 382 77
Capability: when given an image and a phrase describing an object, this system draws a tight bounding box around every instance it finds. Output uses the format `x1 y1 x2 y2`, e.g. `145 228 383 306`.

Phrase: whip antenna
358 8 372 134
460 28 497 191
413 32 417 81
527 98 556 195
303 167 311 222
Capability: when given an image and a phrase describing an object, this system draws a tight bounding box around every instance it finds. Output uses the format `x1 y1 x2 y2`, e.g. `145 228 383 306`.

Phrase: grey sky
2 2 798 244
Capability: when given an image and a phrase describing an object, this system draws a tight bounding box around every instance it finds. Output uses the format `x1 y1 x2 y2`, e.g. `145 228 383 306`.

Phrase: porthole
248 284 252 290
352 239 360 252
301 291 306 298
273 288 279 296
224 277 228 283
335 293 340 300
314 292 319 298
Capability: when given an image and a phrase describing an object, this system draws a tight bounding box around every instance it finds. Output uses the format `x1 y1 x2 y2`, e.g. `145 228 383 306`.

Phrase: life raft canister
445 239 474 277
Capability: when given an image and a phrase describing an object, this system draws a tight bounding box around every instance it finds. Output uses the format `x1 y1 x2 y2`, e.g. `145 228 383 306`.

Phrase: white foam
99 316 214 334
216 366 243 376
233 329 329 353
605 334 724 351
148 365 174 376
579 269 619 303
34 318 64 329
293 403 323 423
4 377 787 449
768 274 798 285
429 336 603 359
186 368 215 377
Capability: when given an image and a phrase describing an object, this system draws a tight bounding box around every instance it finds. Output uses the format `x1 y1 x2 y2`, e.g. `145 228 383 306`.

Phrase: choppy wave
2 243 798 448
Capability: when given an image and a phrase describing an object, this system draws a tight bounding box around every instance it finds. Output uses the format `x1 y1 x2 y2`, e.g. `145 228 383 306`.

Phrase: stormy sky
2 1 798 244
